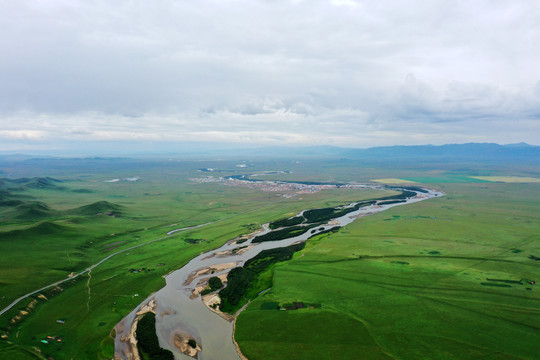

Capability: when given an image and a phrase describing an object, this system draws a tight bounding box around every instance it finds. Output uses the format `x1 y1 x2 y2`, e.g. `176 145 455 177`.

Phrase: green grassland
0 160 396 359
2 158 540 359
236 182 540 360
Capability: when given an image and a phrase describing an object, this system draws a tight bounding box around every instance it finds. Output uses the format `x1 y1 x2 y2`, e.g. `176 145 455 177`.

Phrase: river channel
114 186 442 360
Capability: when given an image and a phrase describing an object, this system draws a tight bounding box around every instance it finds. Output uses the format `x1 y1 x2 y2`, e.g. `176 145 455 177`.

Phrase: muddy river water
114 187 442 360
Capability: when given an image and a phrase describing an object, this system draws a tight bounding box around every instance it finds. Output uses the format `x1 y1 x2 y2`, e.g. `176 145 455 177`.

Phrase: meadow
0 158 393 359
1 158 539 359
235 181 540 359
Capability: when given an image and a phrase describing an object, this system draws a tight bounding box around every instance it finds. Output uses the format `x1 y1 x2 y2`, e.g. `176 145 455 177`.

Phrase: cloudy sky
1 0 539 153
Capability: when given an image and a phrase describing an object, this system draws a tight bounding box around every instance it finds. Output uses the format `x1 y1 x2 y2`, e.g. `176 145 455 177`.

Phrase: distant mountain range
0 142 538 163
213 142 540 163
342 142 540 163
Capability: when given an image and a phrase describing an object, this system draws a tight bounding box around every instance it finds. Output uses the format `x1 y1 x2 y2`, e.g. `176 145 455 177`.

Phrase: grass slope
236 182 540 360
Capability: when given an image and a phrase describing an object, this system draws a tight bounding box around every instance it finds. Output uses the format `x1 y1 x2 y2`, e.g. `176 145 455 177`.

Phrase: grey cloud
0 0 539 149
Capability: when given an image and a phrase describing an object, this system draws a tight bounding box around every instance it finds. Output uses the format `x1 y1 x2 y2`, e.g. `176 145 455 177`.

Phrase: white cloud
0 130 47 140
0 0 539 151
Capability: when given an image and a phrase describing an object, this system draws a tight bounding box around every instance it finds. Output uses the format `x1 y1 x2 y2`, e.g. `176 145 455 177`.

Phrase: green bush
269 215 304 229
208 276 223 291
136 313 174 360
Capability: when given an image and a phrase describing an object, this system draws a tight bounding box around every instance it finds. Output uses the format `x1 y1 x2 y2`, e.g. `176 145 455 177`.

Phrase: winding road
0 209 264 317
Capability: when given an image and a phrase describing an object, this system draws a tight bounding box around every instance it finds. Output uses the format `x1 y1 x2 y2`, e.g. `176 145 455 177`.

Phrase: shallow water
114 187 442 360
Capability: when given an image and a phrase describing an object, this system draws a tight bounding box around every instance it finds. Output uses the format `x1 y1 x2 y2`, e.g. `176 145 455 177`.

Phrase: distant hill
1 221 69 242
14 201 54 220
0 177 65 191
70 201 123 216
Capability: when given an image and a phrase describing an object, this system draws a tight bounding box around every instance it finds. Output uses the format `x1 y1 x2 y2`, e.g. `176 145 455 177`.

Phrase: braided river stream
114 186 442 360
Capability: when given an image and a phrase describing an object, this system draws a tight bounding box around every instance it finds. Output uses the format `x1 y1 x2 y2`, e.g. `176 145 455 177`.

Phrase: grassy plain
2 158 540 359
236 182 540 359
0 158 394 359
470 176 540 183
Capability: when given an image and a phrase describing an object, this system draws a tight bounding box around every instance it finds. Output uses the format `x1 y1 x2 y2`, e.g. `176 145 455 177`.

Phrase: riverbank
114 187 442 360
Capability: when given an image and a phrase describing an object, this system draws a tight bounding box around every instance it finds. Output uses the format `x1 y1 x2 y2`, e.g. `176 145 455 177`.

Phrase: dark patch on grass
260 302 280 310
485 278 523 284
71 188 94 193
481 283 512 288
184 238 206 244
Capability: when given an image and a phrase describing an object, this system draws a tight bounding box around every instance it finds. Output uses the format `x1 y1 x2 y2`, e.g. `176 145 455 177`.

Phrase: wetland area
114 185 442 360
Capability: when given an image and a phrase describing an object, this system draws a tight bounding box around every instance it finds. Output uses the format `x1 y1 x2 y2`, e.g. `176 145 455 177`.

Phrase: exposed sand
190 273 229 299
170 330 202 358
355 211 378 218
183 262 238 286
201 293 234 322
115 299 157 360
160 307 176 317
212 245 254 258
232 308 250 360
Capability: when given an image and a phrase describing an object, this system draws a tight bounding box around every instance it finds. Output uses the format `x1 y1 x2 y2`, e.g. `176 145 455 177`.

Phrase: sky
1 0 539 154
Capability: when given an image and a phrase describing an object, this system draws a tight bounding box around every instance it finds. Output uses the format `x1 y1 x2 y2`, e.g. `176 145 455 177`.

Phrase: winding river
114 186 442 360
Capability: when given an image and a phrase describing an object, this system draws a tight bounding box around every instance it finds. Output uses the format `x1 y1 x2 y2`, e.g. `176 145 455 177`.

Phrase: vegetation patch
303 201 375 223
136 313 174 360
201 276 223 296
219 267 256 312
378 199 406 205
219 243 305 313
252 224 318 243
269 215 304 229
